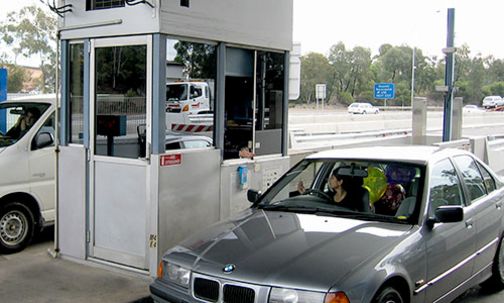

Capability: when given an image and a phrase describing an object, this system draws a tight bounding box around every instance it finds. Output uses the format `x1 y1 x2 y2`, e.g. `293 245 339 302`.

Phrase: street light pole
442 8 456 142
410 47 416 108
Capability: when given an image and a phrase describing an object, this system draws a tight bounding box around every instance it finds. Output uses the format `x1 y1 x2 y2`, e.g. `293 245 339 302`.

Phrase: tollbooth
56 0 294 276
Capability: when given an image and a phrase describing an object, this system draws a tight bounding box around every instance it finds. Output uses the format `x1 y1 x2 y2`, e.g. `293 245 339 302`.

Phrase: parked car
151 146 504 303
482 96 504 109
348 102 379 114
0 96 56 253
463 104 485 113
165 134 212 150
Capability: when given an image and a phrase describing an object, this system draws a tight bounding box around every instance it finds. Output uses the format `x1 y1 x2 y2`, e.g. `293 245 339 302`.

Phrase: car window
32 112 55 149
183 140 211 149
165 142 182 150
477 162 496 193
453 156 486 202
429 159 465 216
259 159 424 224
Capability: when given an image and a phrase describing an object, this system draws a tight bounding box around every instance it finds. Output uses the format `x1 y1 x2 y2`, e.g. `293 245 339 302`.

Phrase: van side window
32 112 55 150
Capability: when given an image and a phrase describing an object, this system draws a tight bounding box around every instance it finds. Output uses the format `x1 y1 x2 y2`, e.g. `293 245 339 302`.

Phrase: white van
482 96 504 109
166 81 211 114
0 96 55 253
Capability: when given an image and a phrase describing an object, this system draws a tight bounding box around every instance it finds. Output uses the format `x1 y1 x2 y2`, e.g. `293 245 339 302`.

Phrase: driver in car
297 167 361 211
5 107 41 140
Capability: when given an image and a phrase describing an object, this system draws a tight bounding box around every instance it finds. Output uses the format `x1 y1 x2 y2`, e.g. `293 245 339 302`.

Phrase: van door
29 111 56 223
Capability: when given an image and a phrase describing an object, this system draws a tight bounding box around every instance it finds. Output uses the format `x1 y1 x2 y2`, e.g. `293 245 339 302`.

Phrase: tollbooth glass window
165 38 216 150
224 49 285 160
94 44 147 159
69 43 84 144
255 51 285 156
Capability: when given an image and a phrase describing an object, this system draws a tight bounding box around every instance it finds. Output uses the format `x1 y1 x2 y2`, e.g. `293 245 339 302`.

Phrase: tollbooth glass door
89 36 151 269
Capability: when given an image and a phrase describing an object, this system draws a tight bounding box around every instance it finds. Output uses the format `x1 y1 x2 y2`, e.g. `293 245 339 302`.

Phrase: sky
1 0 504 66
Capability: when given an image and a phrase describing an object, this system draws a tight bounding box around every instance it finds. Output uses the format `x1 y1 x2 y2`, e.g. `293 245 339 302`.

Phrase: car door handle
496 202 502 210
465 219 473 229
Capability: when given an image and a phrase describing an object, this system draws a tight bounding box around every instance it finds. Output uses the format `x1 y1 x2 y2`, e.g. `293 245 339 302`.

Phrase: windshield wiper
259 204 328 214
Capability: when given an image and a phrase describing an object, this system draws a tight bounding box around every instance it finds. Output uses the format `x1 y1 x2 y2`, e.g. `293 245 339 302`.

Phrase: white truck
166 81 211 114
0 96 55 253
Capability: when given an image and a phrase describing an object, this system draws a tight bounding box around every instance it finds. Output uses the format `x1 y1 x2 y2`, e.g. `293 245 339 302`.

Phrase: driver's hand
297 181 306 194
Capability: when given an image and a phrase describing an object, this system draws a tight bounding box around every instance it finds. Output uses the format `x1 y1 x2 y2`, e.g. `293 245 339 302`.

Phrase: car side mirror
247 189 261 203
33 132 54 150
428 205 463 227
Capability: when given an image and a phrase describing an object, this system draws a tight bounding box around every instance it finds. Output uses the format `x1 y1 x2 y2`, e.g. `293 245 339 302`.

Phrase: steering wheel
304 189 333 201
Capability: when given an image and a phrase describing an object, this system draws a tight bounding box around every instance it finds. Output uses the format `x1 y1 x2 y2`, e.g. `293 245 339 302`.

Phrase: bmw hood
165 209 413 290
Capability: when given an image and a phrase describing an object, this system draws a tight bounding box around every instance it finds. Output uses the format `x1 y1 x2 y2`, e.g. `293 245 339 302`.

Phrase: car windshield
257 159 424 224
0 103 50 148
166 84 188 101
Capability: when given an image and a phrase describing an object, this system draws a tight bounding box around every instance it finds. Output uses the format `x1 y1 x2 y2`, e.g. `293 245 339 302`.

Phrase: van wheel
0 202 35 254
481 236 504 289
373 287 404 303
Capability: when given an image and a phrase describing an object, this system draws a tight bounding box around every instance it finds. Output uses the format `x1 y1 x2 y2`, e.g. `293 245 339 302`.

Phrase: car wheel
373 287 404 303
481 235 504 289
0 202 35 254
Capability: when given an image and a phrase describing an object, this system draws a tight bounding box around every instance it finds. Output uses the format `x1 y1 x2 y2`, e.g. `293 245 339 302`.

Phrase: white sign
315 84 326 100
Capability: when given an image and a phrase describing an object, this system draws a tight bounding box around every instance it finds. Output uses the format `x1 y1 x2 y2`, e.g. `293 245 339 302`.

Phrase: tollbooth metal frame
57 0 293 276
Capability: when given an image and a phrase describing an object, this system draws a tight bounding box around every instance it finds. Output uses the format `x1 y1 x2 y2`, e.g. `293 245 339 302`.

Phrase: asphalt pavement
0 227 153 303
3 228 504 302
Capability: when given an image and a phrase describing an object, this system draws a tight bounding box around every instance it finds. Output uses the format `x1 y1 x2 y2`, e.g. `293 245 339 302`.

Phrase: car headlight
269 288 350 303
162 261 191 288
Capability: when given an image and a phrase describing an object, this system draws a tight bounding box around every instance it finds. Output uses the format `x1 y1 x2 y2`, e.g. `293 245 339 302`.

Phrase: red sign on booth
160 154 182 166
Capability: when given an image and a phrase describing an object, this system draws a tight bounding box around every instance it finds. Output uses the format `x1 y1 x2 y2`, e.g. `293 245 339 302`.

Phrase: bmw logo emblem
223 264 236 273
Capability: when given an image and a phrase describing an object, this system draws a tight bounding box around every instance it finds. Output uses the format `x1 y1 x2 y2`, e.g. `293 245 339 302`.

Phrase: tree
327 42 372 104
3 64 27 93
173 41 217 79
299 52 332 104
0 6 57 93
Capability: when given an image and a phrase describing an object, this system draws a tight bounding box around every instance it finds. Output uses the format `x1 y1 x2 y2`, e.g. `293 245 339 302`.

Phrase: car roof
165 134 212 143
306 146 469 165
7 94 56 105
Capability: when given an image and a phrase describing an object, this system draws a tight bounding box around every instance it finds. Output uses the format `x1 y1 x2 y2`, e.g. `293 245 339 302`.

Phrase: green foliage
298 42 504 107
173 41 217 79
3 64 27 93
338 91 354 105
0 6 57 93
483 82 504 97
299 52 332 104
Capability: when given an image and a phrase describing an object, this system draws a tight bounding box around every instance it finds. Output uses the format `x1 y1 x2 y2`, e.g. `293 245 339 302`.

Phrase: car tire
481 235 504 290
0 202 35 254
373 287 404 303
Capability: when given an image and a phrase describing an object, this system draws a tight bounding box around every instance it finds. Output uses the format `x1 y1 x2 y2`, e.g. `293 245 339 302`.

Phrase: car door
453 156 502 273
424 158 477 303
29 112 56 222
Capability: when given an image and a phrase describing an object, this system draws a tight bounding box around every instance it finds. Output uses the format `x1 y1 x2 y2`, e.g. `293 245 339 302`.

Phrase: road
289 109 504 137
2 230 503 303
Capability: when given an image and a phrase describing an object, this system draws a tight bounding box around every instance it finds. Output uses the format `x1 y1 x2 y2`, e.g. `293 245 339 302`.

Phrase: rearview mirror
247 189 262 203
33 132 54 150
337 166 368 178
428 205 463 227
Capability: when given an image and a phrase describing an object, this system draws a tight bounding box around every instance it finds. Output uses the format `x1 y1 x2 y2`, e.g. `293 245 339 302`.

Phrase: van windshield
0 103 50 148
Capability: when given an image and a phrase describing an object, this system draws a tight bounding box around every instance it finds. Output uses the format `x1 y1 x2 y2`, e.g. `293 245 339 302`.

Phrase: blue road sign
0 68 6 101
374 83 395 99
0 68 7 133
